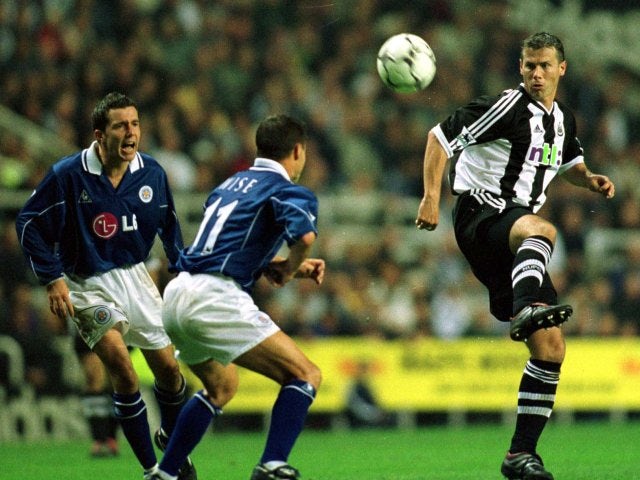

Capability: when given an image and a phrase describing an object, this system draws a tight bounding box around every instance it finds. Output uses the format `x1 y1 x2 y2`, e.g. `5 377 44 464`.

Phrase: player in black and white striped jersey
416 32 615 480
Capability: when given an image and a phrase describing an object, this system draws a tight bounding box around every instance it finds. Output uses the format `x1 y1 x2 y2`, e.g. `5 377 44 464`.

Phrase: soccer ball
376 33 436 93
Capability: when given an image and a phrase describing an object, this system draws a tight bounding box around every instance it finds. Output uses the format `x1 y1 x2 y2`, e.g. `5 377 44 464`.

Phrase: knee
204 375 238 408
109 364 139 394
527 216 557 243
301 363 322 391
511 215 558 248
538 222 557 244
528 328 566 363
99 353 138 393
83 369 106 393
153 358 183 391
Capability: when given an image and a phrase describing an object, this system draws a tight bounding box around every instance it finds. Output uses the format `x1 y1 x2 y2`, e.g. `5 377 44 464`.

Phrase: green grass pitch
1 421 637 479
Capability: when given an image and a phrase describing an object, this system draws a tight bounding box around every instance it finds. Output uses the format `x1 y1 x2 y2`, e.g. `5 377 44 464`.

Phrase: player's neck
96 146 129 188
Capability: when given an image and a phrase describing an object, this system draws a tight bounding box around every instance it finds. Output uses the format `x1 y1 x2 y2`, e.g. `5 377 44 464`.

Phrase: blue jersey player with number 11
151 114 325 480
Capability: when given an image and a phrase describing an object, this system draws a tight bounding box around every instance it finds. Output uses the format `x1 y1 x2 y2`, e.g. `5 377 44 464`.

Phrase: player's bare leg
236 331 321 480
235 331 321 388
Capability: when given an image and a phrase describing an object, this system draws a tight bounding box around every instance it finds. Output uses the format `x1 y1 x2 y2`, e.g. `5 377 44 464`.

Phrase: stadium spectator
0 220 31 302
369 258 419 339
5 283 68 397
430 283 475 339
344 361 394 429
613 272 640 335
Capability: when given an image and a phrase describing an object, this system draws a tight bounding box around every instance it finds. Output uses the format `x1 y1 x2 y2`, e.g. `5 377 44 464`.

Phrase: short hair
521 32 565 62
92 92 138 131
255 114 307 161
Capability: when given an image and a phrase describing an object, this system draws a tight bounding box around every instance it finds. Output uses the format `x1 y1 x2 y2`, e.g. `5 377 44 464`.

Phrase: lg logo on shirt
92 212 138 238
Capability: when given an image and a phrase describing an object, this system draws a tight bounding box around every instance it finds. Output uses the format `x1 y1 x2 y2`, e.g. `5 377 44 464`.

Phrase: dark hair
521 32 565 62
91 92 138 131
255 114 307 160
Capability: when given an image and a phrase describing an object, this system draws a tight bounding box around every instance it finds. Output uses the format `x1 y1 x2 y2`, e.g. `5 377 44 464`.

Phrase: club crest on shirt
93 306 111 325
92 212 119 238
456 126 476 148
139 185 153 203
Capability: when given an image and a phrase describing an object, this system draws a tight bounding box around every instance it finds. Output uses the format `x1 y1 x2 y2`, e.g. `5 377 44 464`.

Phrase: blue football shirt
16 142 183 284
177 157 319 292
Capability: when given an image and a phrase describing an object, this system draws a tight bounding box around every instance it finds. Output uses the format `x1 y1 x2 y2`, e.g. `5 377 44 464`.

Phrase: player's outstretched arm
563 163 615 199
263 232 317 287
416 129 449 231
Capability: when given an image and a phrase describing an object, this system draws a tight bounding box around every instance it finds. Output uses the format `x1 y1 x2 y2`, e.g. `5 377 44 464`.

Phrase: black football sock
154 375 187 436
81 393 112 442
509 359 560 454
512 236 553 315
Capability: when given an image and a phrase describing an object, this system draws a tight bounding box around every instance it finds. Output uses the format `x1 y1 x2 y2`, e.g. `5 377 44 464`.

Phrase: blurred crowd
1 0 640 397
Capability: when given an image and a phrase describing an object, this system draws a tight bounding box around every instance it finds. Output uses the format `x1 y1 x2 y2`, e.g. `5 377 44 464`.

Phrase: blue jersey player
16 92 196 480
150 115 325 480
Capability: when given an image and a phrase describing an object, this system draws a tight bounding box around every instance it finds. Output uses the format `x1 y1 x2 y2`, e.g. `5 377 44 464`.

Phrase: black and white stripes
524 360 560 385
517 360 560 418
512 237 553 290
470 188 507 213
449 88 522 152
435 83 585 214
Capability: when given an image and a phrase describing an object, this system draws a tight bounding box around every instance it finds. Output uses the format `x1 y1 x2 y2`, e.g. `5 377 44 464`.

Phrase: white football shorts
162 272 280 366
65 262 172 350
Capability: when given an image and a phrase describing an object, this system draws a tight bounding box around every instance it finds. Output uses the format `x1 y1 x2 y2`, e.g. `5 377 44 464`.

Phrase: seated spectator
5 283 68 396
344 361 394 429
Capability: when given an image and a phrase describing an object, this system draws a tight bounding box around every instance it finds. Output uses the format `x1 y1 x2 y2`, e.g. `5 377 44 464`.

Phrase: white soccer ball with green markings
376 33 436 93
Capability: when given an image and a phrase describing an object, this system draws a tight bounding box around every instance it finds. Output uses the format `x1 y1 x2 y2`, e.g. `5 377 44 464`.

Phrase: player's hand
588 174 615 199
262 259 295 287
46 278 75 320
294 258 325 285
415 197 439 231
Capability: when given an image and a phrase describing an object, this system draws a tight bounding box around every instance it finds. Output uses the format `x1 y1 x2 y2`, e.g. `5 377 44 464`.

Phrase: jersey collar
251 157 291 182
518 83 556 115
82 141 144 175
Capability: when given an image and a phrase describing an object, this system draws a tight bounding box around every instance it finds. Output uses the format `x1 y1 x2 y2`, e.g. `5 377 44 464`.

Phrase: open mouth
122 141 136 153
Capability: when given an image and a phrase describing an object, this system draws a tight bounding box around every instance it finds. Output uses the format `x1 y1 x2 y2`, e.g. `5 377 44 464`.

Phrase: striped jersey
16 142 183 284
432 83 585 213
176 158 319 292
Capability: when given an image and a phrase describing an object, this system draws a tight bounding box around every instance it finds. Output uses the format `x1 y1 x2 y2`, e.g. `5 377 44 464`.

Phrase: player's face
519 47 566 109
98 106 141 164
